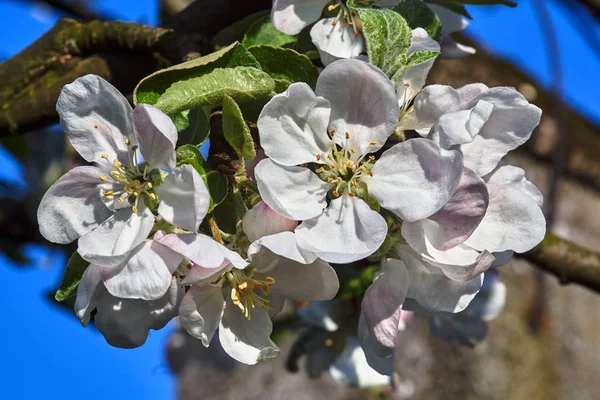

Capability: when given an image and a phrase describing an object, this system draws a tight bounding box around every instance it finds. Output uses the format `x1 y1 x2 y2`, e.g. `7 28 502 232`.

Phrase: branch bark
524 232 600 294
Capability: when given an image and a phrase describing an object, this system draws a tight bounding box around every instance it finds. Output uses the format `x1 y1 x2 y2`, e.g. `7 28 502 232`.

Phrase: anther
118 198 124 204
348 192 356 197
333 190 340 197
316 167 325 173
352 181 359 188
146 182 153 189
327 177 334 183
125 138 131 145
404 82 410 87
337 177 342 183
100 175 108 181
369 141 377 146
331 19 338 26
368 171 373 177
329 129 336 136
101 154 109 159
110 171 121 179
351 148 356 153
359 165 367 172
132 206 138 213
327 155 333 161
329 163 336 169
345 132 350 139
149 193 156 200
316 154 321 161
113 159 122 168
328 4 335 11
369 155 375 161
353 30 359 38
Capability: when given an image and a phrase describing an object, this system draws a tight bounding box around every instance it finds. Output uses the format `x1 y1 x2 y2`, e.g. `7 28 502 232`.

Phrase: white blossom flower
255 59 462 263
74 263 184 348
37 75 210 267
427 4 476 59
155 231 339 365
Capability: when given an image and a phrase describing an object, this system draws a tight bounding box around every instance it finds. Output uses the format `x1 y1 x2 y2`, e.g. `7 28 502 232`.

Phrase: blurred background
0 1 599 399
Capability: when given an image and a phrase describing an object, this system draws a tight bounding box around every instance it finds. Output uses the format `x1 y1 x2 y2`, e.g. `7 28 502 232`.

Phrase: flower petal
179 284 225 347
271 0 330 35
74 264 105 326
94 278 183 348
310 18 365 66
359 258 409 357
357 314 395 376
316 59 400 154
133 104 177 170
464 184 546 253
484 163 543 206
366 139 462 222
255 159 330 220
424 168 489 250
37 165 113 244
155 164 210 232
399 28 440 91
243 201 298 243
248 231 317 264
330 337 391 388
100 240 184 300
295 195 388 263
78 203 154 266
258 83 332 166
57 74 132 164
219 300 280 365
405 85 461 133
400 248 484 312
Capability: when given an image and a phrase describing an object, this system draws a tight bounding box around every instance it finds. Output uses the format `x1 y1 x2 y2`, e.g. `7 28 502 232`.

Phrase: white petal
255 159 330 220
439 38 476 59
248 231 317 264
155 165 210 232
464 184 546 253
330 337 391 388
310 18 365 65
254 252 339 301
400 248 483 312
357 314 395 376
133 104 177 170
359 258 408 355
405 85 461 133
295 195 388 263
316 59 400 154
271 0 330 35
366 139 462 222
484 163 544 206
100 240 184 300
78 204 154 266
243 201 298 243
57 74 132 164
179 284 225 346
257 83 332 166
74 264 105 325
38 165 113 244
424 168 489 250
94 278 183 348
219 300 280 365
431 100 495 149
154 233 247 270
399 28 440 91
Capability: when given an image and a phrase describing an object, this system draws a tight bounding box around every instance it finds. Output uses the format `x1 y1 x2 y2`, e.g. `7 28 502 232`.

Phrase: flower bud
242 201 298 242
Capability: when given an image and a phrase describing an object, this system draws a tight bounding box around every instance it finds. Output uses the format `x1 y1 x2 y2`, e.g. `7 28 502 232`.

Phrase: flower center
97 139 157 212
328 1 361 37
398 81 421 124
226 268 276 320
315 131 376 198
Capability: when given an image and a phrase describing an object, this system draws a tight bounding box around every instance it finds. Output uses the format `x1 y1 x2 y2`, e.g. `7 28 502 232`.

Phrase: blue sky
0 1 598 399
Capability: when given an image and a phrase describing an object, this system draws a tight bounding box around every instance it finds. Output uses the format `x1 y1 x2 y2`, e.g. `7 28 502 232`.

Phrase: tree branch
524 232 600 294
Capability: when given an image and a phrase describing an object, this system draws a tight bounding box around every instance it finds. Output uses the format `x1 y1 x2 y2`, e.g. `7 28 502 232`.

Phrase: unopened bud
242 201 298 242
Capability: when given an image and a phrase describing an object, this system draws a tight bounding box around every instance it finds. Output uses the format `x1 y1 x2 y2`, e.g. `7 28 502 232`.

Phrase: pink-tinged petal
133 104 177 170
38 165 113 244
219 300 280 365
57 74 133 164
242 201 298 243
464 184 546 253
255 159 331 221
180 261 230 286
359 258 408 363
316 59 400 154
295 195 388 263
484 163 544 206
366 139 462 222
155 233 247 270
310 18 365 66
258 83 332 166
179 284 225 346
400 247 483 312
78 203 154 266
271 0 330 35
248 231 316 264
74 264 104 325
426 168 489 250
155 165 210 232
100 240 183 301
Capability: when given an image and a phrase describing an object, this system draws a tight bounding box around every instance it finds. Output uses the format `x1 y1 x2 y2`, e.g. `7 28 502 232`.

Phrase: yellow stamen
316 167 325 173
132 206 138 213
351 148 356 153
316 154 321 161
149 193 156 200
345 132 351 139
146 182 153 189
327 177 334 183
118 198 124 204
113 159 122 168
333 190 340 197
369 141 377 146
125 138 131 145
369 155 375 161
99 175 108 181
368 171 373 177
101 154 109 159
348 192 355 197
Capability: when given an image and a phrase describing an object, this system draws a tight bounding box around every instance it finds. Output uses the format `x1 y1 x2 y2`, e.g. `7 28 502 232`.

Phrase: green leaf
178 108 211 146
242 15 296 48
248 45 319 91
213 11 270 47
176 145 229 211
55 252 89 302
394 0 442 42
134 42 262 107
222 95 256 160
349 3 412 84
154 66 275 115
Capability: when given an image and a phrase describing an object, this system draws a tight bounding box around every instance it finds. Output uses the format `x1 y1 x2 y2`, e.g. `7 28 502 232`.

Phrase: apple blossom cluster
38 0 545 387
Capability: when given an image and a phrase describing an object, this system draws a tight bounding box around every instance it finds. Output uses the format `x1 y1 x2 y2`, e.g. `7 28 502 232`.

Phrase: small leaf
55 252 89 302
154 66 275 115
242 14 297 48
393 0 442 41
176 145 229 211
248 45 319 90
135 42 262 107
178 108 210 146
222 95 256 160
